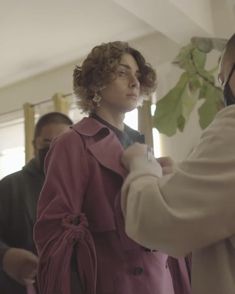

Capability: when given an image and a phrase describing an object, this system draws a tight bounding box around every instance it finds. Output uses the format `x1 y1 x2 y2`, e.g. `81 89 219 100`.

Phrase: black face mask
223 64 235 106
38 147 50 173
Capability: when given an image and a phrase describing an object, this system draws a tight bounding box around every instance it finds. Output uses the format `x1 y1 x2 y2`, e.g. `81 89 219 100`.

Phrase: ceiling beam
112 0 215 44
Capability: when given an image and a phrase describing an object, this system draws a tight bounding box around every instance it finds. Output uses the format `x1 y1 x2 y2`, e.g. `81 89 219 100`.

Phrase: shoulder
200 105 235 144
72 117 110 136
0 169 24 186
52 117 110 148
0 170 25 203
215 105 235 119
210 105 235 131
50 121 86 150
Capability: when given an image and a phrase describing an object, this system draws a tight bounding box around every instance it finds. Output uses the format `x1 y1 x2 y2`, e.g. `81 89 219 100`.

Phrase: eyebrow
119 63 140 73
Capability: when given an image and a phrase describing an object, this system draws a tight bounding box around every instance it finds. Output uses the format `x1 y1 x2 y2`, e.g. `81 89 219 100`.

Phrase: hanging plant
153 37 227 136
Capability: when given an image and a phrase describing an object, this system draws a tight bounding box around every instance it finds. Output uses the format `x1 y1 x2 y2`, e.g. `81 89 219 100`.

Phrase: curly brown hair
73 41 157 113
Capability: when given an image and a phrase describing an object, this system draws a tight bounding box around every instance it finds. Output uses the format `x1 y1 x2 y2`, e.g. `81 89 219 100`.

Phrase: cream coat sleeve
121 105 235 257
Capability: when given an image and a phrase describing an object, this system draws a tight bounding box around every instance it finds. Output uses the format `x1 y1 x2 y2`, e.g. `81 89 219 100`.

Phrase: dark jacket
34 117 191 294
0 159 44 294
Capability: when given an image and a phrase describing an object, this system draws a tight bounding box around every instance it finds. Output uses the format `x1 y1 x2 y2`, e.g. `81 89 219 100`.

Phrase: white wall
0 61 76 114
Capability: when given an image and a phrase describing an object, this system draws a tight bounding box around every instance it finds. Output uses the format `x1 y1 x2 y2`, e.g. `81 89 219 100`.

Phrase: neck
95 108 125 131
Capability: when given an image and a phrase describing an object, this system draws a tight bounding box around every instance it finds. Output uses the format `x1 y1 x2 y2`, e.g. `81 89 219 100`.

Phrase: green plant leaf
181 84 199 124
173 44 196 73
177 115 185 132
199 82 209 99
153 73 189 136
188 75 201 92
192 48 206 69
156 37 226 137
197 68 215 84
198 85 223 129
191 37 213 53
191 37 227 53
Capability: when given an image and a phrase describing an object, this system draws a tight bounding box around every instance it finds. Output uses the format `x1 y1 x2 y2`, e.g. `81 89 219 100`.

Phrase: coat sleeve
121 105 235 257
34 131 96 294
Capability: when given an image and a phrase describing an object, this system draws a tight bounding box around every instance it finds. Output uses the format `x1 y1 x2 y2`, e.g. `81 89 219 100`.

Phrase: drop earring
92 93 102 107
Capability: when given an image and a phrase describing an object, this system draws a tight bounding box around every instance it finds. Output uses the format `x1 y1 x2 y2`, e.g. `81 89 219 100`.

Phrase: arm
122 106 235 257
0 177 38 285
2 248 38 285
34 131 96 294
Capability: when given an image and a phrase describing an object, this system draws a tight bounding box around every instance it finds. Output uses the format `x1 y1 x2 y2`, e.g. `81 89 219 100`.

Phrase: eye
117 69 127 77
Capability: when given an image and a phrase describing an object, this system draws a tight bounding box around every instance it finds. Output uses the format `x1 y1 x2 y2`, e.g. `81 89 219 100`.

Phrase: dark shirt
90 113 145 148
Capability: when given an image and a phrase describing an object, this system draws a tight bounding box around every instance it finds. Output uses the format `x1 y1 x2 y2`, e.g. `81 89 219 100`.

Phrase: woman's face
99 53 141 113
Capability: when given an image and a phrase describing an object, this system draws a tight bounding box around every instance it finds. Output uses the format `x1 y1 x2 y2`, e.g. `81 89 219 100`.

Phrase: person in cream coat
121 33 235 294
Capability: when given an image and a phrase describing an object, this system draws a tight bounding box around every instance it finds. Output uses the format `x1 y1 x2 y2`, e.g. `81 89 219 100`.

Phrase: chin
123 104 137 113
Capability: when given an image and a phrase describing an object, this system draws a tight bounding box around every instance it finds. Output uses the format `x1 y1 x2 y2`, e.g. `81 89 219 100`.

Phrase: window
125 106 161 157
0 115 25 179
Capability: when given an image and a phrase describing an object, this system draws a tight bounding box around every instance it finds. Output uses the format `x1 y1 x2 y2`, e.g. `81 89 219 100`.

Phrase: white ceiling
0 0 234 89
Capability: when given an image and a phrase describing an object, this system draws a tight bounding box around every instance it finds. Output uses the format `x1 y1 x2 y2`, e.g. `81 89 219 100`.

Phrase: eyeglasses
219 63 235 89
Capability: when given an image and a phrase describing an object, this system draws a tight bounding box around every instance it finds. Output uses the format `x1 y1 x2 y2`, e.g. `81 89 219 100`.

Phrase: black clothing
90 113 145 148
0 158 44 294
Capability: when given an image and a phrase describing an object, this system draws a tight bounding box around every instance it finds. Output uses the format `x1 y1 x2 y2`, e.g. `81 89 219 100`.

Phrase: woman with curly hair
34 41 191 294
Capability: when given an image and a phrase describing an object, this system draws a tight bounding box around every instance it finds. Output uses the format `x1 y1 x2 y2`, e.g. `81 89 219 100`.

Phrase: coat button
132 267 144 276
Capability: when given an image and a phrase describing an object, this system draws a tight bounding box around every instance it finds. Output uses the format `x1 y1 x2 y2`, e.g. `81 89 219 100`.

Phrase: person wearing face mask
121 34 235 294
0 112 72 294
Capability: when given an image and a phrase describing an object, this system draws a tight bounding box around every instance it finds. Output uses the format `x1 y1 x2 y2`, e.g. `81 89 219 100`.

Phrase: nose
129 74 140 89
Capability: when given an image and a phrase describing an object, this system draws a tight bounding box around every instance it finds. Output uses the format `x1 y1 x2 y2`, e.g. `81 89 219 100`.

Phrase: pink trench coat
34 117 191 294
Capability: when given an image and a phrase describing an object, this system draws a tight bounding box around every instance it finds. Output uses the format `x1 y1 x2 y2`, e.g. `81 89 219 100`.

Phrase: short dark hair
73 41 157 113
34 112 73 140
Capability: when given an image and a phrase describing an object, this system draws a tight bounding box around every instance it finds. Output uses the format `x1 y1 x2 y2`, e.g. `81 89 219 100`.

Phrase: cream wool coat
122 105 235 294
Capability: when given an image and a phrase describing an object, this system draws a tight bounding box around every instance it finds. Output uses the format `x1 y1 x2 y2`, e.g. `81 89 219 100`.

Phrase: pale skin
95 53 141 130
3 248 38 285
2 122 70 286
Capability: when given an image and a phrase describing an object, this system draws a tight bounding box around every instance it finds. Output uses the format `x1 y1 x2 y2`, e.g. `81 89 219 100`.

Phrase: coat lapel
72 117 127 179
88 132 127 179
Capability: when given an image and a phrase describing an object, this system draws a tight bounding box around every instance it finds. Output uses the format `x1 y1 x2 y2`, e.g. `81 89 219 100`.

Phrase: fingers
121 143 147 170
157 156 175 175
157 156 174 167
3 248 38 286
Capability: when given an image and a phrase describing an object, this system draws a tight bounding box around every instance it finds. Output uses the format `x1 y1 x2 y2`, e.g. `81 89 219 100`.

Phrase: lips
127 93 138 99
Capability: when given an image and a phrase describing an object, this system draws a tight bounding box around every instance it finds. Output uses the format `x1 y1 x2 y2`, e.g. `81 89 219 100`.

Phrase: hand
2 248 38 286
122 143 147 170
157 156 175 175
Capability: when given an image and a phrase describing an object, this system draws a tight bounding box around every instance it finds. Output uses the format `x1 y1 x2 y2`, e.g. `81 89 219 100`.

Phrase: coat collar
71 117 109 137
71 117 127 179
